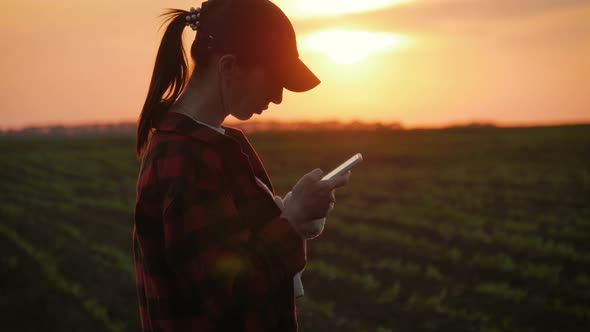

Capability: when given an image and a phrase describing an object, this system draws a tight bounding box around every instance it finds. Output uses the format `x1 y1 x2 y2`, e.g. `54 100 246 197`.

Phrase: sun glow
273 0 411 18
301 30 411 64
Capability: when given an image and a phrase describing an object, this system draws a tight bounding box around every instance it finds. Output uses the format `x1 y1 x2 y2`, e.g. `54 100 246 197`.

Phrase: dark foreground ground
1 125 589 332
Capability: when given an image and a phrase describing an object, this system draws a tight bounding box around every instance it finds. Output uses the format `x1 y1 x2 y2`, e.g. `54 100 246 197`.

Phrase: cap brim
280 58 321 92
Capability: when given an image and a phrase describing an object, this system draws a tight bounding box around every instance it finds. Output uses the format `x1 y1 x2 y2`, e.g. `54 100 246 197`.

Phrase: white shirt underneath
190 117 226 135
199 119 225 135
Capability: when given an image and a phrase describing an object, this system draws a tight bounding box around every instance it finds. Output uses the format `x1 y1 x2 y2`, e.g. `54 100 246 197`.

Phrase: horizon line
2 118 590 132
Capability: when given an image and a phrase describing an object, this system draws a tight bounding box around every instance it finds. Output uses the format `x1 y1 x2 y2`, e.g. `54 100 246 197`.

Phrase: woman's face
225 61 284 120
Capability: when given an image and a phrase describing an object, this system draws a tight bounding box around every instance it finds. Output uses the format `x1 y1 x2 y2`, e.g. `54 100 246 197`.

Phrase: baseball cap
196 0 320 92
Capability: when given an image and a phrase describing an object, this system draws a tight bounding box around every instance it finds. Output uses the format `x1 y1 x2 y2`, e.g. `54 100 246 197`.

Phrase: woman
133 0 351 331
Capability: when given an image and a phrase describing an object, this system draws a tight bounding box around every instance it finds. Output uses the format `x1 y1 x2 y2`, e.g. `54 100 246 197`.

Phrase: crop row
310 241 444 282
306 231 590 322
0 223 125 332
329 209 590 265
0 206 138 330
305 257 590 332
310 236 589 301
296 296 373 332
339 177 590 246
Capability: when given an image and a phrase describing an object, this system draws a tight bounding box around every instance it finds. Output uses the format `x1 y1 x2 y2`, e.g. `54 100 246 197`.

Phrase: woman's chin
232 112 254 121
245 110 262 119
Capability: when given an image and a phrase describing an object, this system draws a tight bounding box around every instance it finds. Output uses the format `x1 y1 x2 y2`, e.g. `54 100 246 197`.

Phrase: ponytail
136 9 191 159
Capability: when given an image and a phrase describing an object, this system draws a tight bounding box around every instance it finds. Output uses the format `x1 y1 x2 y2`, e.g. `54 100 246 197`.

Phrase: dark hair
135 9 191 159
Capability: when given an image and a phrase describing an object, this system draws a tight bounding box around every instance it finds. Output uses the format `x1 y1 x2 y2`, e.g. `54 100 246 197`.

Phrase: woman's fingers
323 170 351 190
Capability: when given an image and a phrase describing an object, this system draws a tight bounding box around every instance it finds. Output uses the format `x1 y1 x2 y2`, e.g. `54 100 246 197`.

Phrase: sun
300 30 411 65
273 0 412 18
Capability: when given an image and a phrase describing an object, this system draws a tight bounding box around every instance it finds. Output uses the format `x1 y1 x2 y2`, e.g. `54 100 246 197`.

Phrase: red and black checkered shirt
133 111 306 331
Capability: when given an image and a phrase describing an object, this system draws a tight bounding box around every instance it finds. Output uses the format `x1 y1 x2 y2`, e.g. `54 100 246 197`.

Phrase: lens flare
301 30 411 64
274 0 412 18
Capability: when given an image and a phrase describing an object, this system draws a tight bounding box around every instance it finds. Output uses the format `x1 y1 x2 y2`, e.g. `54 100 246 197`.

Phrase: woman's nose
270 86 283 105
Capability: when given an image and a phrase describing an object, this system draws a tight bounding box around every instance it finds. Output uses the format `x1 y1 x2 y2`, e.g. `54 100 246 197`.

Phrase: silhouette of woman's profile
133 1 351 330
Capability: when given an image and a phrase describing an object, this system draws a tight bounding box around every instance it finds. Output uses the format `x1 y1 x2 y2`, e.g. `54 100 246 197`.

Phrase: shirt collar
155 110 276 195
155 111 247 144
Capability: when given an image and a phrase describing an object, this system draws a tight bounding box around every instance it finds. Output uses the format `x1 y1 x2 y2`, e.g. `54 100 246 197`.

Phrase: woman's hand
283 191 330 239
280 168 351 239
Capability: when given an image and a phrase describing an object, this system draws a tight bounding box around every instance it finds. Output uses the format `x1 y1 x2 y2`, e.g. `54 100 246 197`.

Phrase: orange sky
1 0 589 130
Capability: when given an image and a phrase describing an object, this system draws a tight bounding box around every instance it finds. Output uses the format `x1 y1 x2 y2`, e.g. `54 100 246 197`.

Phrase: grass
1 125 589 331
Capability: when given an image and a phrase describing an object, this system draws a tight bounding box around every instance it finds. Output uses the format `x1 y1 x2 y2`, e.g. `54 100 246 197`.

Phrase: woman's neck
169 75 227 128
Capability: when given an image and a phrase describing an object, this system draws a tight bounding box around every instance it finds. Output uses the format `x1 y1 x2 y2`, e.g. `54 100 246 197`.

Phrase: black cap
196 0 320 92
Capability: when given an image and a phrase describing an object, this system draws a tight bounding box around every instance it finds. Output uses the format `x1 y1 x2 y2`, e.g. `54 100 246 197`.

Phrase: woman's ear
217 54 238 79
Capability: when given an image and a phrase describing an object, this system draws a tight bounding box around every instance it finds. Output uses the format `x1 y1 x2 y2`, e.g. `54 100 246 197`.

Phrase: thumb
324 170 351 189
295 169 324 188
306 168 324 182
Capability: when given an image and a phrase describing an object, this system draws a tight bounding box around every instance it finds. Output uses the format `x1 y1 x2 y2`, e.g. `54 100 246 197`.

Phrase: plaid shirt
133 111 306 331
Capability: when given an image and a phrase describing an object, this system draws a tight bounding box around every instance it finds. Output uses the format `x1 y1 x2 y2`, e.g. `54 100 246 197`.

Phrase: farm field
1 125 589 332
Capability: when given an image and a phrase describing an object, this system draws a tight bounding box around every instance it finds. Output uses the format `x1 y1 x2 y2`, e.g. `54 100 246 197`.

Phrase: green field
1 125 589 332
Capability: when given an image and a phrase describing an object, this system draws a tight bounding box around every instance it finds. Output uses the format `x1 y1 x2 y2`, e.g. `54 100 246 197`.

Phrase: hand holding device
281 153 362 235
281 153 362 298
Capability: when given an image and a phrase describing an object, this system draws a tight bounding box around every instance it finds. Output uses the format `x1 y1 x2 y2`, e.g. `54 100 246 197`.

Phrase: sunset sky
1 0 589 129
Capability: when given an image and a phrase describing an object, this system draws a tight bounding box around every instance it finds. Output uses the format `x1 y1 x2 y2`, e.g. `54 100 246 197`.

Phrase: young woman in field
133 0 351 330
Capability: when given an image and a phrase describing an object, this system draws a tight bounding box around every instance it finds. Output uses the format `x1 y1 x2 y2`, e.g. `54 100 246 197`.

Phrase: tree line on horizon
0 120 406 136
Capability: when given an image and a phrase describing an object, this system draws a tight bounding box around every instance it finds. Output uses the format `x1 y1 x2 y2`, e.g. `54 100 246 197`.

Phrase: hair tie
185 7 202 31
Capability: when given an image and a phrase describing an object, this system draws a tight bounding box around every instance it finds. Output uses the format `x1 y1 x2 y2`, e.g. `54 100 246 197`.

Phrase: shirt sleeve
160 148 305 318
